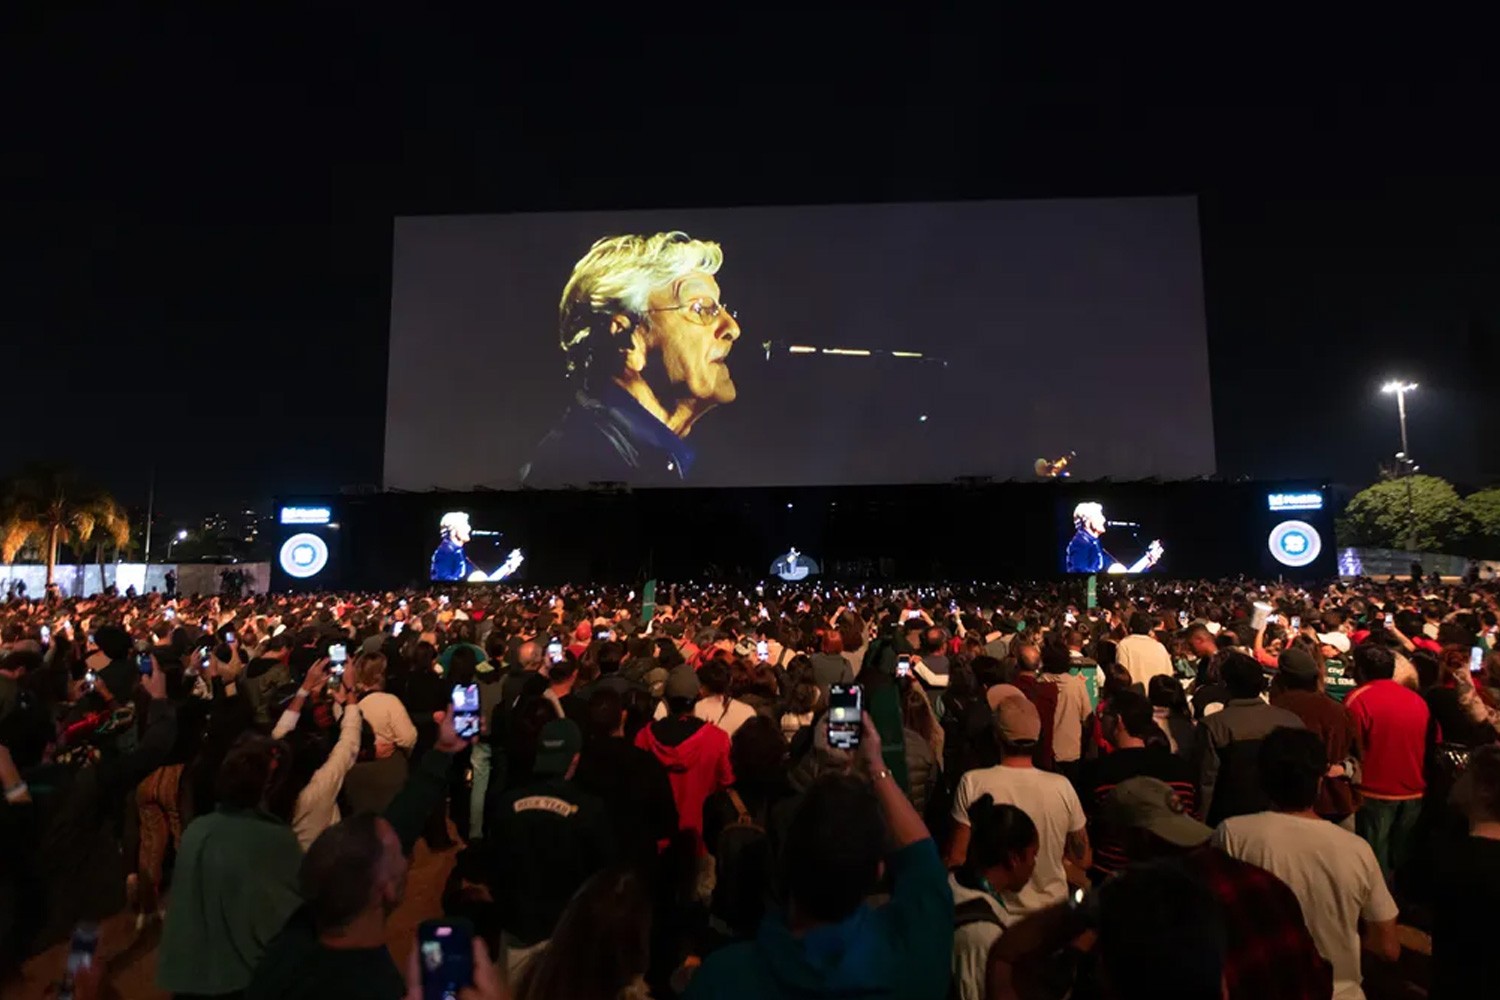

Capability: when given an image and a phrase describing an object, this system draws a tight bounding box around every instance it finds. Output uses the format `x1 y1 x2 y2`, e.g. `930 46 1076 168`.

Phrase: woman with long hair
513 868 653 1000
1147 673 1194 757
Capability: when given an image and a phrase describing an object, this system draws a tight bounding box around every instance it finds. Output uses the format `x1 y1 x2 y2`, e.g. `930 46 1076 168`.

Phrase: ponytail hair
963 794 1038 870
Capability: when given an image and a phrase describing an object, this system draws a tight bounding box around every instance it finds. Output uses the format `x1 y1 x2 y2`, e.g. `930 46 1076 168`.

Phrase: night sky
4 8 1496 520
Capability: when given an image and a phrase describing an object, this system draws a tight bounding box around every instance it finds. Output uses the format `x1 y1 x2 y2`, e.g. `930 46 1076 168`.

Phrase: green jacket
156 807 304 995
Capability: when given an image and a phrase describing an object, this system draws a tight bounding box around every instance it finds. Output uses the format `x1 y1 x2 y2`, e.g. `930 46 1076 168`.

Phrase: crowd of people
2 574 1498 999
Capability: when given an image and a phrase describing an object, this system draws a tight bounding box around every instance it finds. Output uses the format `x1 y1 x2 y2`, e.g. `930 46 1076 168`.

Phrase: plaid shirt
1185 846 1333 1000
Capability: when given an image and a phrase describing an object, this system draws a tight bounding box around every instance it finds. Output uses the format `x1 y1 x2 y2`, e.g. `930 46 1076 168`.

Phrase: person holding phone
244 708 477 1000
267 659 366 849
686 712 951 999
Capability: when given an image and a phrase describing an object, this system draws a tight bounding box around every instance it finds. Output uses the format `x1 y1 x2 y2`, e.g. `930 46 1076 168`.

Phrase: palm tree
0 464 131 587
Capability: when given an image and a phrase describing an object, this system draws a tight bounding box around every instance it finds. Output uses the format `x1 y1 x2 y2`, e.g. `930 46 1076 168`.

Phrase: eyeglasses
646 297 738 326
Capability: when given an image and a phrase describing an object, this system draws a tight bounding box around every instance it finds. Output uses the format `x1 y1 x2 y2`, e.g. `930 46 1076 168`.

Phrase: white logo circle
1268 520 1322 568
279 532 329 579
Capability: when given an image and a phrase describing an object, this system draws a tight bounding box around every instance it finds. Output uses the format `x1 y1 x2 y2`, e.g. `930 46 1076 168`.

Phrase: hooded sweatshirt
685 839 953 1000
635 714 733 855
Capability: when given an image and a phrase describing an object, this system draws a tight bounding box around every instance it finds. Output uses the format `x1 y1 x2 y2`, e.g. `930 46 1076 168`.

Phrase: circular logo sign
279 532 329 579
1268 520 1322 568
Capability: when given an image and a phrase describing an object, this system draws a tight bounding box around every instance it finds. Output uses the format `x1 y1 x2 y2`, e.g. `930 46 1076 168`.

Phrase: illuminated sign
279 533 330 578
1268 520 1323 568
1268 492 1323 512
280 505 332 525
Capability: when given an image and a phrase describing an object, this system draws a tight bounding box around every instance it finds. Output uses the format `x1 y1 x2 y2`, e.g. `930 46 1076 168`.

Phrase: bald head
518 640 544 671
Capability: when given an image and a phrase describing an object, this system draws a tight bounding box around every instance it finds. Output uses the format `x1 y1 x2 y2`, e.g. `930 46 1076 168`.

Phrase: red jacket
635 717 734 855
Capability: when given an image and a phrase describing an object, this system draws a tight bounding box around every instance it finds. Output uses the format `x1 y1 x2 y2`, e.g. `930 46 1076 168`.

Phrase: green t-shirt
1323 658 1355 702
1070 663 1100 710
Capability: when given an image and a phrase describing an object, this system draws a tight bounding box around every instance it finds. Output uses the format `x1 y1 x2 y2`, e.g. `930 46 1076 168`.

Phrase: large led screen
385 198 1214 490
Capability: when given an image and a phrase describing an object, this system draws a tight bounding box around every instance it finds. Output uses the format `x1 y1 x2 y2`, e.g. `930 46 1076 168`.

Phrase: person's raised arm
856 711 927 848
272 658 329 738
384 708 469 853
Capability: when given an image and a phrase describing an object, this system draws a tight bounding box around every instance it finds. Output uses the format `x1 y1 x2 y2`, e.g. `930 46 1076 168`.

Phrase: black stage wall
272 482 1336 591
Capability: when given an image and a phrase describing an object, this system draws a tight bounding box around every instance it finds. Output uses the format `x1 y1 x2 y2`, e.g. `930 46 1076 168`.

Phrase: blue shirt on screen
430 539 475 581
1065 529 1107 573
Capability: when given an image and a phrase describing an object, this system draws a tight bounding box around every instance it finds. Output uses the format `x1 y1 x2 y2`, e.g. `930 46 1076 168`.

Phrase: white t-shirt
951 765 1085 918
695 695 757 737
1214 812 1398 1000
1115 634 1173 690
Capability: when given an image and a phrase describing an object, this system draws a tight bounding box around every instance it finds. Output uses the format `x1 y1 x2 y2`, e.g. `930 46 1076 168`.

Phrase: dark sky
4 8 1497 520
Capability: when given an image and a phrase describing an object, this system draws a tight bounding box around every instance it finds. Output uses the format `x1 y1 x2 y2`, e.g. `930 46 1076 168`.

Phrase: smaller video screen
1061 498 1167 575
428 510 525 583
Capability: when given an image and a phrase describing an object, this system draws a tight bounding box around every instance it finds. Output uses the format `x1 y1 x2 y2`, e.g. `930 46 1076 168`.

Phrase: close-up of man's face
642 272 740 406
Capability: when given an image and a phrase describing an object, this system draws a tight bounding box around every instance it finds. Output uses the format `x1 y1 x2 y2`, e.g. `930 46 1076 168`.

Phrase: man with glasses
521 231 742 486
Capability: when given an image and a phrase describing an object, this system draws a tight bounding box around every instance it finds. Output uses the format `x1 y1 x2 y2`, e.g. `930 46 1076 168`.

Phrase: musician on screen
1065 501 1164 574
431 512 477 582
520 231 742 487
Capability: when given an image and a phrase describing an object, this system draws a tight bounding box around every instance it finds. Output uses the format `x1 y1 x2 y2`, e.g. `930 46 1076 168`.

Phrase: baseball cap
993 690 1042 743
1102 776 1211 848
664 665 701 701
533 719 582 775
1317 632 1351 655
1278 647 1320 681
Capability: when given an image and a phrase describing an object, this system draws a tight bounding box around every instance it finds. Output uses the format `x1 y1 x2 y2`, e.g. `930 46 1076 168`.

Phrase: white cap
1318 632 1351 654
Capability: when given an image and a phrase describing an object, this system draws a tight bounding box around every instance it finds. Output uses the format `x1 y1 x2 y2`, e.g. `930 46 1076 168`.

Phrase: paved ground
13 838 458 1000
14 842 1433 999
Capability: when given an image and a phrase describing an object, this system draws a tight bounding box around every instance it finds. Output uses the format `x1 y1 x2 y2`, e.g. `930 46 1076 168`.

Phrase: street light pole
1381 380 1419 553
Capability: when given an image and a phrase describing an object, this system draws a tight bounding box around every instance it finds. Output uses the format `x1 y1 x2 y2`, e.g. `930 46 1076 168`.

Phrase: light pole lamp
1381 381 1419 553
167 529 189 559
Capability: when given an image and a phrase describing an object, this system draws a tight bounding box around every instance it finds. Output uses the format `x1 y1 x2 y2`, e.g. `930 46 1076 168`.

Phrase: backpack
711 789 771 938
950 898 1005 1000
954 895 1003 930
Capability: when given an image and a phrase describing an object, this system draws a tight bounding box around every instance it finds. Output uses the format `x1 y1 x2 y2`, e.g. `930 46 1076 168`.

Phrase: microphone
470 529 504 537
1107 521 1141 528
760 339 948 366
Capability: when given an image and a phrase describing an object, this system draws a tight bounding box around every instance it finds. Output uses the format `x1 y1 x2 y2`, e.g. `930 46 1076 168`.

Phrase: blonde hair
353 652 387 692
557 231 723 376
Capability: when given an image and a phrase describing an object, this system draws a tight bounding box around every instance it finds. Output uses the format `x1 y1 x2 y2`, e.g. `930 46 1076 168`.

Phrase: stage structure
271 482 1337 591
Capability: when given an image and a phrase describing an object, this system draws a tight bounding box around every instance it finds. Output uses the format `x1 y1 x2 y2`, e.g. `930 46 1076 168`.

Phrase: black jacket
483 776 616 945
520 384 697 487
572 735 678 875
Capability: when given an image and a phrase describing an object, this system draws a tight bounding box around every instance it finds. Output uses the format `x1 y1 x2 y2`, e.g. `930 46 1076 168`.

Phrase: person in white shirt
693 656 756 736
352 652 418 751
948 797 1039 1000
948 687 1090 922
1115 612 1174 691
270 658 363 848
1214 726 1400 1000
343 651 418 815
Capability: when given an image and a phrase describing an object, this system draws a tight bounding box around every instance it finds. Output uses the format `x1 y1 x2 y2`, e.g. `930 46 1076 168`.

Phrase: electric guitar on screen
1107 540 1164 574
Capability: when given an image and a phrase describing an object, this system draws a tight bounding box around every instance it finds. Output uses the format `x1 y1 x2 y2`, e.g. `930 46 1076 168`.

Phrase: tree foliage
0 464 131 584
1464 488 1500 557
1336 475 1473 553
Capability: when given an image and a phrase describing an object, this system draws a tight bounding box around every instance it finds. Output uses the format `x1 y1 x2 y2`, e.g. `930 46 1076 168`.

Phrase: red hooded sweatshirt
635 715 734 855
